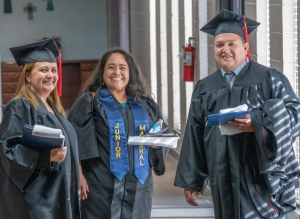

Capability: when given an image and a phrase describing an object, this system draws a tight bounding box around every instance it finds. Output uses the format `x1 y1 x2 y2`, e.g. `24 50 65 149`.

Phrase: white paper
32 124 65 139
128 135 179 148
219 104 248 135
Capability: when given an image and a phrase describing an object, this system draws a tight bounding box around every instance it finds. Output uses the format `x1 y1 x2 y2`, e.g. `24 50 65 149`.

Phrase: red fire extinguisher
183 37 195 82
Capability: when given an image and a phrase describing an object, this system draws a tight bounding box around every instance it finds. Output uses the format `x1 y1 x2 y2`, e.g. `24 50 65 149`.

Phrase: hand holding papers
205 104 249 135
22 124 65 171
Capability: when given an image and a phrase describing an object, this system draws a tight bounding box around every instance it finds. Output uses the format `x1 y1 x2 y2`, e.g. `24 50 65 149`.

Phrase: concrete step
151 207 214 218
151 155 215 219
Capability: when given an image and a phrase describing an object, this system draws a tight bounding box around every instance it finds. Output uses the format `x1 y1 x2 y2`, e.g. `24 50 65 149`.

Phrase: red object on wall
183 37 195 82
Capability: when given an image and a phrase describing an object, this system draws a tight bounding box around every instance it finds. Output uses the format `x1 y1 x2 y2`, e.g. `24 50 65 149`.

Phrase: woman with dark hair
0 39 80 219
68 48 166 219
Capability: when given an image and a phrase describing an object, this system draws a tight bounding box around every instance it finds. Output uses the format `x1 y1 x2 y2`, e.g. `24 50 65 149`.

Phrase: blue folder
21 124 64 171
205 110 250 127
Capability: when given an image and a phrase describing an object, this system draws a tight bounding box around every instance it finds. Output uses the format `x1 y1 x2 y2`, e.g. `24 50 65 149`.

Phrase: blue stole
98 88 149 184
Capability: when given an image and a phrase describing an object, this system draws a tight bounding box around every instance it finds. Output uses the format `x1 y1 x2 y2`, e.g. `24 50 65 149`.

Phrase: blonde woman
0 39 80 219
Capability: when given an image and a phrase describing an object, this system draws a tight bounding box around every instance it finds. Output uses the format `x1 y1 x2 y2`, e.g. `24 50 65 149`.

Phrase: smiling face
213 33 248 72
103 53 130 95
26 62 58 99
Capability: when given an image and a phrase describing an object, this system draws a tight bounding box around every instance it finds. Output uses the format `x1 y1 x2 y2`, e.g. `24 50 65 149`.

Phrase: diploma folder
21 124 65 171
22 124 65 151
205 110 250 127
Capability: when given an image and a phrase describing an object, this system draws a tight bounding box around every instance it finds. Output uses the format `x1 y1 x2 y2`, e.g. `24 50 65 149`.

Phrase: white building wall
0 0 107 62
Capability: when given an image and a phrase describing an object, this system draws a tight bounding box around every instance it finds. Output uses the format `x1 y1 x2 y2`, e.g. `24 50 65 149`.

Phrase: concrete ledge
169 148 180 161
150 207 214 218
290 209 300 219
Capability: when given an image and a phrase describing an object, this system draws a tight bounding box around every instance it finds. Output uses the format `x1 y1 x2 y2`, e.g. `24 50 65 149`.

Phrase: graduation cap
200 9 260 60
9 39 63 96
200 9 260 39
10 39 58 66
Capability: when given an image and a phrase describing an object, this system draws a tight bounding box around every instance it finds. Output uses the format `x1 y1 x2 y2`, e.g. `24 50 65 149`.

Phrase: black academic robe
67 91 165 219
174 60 300 219
0 97 80 219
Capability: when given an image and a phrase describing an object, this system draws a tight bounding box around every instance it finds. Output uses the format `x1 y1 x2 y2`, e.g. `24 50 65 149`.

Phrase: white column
171 0 181 129
282 0 297 91
184 0 193 117
199 0 208 80
149 0 157 99
159 0 169 121
256 0 270 67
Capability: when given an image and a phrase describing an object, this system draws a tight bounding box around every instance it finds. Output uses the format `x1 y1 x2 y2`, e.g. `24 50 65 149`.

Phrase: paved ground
151 155 214 219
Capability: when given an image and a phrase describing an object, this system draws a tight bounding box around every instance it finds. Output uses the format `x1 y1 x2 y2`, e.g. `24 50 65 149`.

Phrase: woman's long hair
81 47 152 100
13 62 66 116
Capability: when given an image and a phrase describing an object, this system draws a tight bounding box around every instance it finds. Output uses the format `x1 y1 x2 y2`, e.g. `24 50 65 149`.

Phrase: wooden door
60 63 81 110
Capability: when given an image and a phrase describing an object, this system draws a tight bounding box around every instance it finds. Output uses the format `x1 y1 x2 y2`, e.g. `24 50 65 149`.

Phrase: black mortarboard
9 39 59 66
200 9 260 39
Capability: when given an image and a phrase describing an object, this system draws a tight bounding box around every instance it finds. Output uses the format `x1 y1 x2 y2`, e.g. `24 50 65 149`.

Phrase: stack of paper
32 124 64 139
128 133 179 148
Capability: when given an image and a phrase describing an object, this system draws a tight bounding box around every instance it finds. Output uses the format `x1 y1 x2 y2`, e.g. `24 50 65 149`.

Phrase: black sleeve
174 81 209 192
0 99 42 191
149 147 165 175
35 150 52 171
142 98 167 176
68 92 100 160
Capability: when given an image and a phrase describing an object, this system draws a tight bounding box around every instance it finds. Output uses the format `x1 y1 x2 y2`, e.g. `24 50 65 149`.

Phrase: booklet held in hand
21 124 65 171
22 124 65 151
205 110 250 127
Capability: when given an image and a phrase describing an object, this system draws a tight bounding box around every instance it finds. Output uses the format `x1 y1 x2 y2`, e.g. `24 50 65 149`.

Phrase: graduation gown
0 97 80 219
67 90 165 219
174 60 300 219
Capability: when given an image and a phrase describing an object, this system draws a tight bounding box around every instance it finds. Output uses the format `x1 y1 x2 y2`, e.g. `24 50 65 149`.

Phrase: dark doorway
218 0 244 15
61 63 81 110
